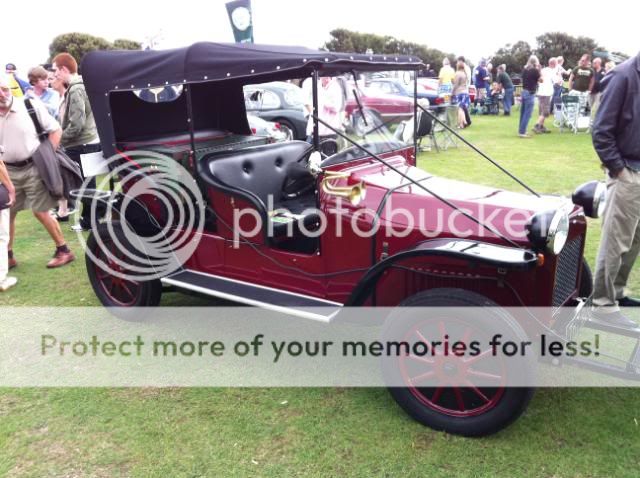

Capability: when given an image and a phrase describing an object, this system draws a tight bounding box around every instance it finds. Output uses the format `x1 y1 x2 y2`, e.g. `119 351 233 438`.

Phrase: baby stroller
555 92 591 133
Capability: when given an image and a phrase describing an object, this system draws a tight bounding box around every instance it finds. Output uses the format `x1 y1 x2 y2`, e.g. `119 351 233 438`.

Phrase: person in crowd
0 73 75 269
25 66 60 119
52 53 101 232
568 54 595 94
591 52 640 329
47 74 73 221
452 63 469 129
533 57 555 134
456 56 472 126
604 60 616 74
0 152 17 291
5 63 30 97
457 56 472 86
438 58 455 88
590 57 605 119
486 62 494 85
474 59 490 103
302 75 344 150
496 64 514 116
518 55 541 138
552 56 570 108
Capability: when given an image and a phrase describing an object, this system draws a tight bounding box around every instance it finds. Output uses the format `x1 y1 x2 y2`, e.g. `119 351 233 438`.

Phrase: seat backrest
202 141 312 210
416 110 434 137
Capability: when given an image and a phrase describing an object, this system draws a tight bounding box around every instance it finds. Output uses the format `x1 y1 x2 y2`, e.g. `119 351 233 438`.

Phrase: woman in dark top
519 56 541 137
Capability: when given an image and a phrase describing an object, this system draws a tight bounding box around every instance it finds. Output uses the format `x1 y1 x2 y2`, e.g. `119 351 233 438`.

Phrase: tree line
323 29 631 74
47 33 141 70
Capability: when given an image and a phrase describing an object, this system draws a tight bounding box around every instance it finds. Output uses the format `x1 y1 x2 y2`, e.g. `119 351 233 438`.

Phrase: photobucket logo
231 195 533 245
75 150 205 281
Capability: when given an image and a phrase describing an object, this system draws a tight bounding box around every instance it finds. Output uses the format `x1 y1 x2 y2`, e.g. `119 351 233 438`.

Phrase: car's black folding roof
81 42 424 157
82 42 423 93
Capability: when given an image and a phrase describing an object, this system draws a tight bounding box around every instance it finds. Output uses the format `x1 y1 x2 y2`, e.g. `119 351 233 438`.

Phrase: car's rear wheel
383 288 534 437
86 222 162 313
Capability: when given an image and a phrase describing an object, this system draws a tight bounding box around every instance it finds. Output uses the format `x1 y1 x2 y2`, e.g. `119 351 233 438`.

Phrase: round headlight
572 180 607 218
526 209 570 255
547 209 569 255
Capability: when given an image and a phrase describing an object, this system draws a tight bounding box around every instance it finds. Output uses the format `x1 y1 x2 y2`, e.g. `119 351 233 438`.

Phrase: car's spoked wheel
383 288 534 437
399 318 506 418
93 236 143 307
86 222 162 314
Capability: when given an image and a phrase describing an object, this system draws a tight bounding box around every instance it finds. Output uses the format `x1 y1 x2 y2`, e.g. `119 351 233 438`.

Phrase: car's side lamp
537 253 545 267
572 180 606 218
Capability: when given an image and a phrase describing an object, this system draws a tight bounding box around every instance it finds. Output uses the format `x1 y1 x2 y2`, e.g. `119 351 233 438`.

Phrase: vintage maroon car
80 43 635 437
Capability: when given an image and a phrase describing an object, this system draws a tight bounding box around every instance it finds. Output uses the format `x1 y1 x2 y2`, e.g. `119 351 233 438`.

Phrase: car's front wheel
382 288 534 437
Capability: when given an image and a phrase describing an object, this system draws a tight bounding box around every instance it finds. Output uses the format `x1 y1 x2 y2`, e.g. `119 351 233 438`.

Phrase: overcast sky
2 0 637 72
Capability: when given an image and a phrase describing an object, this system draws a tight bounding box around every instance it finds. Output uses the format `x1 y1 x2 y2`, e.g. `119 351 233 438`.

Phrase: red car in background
343 82 415 135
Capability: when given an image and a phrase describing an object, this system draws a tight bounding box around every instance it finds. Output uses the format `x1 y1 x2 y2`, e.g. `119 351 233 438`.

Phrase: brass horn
321 170 366 206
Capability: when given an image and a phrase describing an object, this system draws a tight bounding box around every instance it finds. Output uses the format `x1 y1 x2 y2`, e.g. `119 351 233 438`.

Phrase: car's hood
339 160 572 243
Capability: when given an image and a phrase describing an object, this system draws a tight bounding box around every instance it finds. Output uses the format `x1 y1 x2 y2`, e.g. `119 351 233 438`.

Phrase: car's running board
161 270 342 323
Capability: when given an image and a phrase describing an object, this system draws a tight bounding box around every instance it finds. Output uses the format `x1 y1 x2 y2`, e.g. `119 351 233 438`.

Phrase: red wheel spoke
460 327 472 345
407 354 435 365
463 347 493 365
453 387 466 411
409 370 436 385
431 387 444 404
464 380 490 403
467 369 502 381
120 282 136 301
438 321 447 342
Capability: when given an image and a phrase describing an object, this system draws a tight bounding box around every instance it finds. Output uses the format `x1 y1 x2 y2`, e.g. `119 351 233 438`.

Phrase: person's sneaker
592 310 639 329
532 125 543 134
619 296 640 307
55 213 70 223
518 133 532 138
46 250 76 269
8 256 17 269
70 219 92 233
0 276 17 292
541 126 551 134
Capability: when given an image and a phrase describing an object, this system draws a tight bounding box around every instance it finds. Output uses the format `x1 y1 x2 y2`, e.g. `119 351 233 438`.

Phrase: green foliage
112 38 142 50
48 32 141 69
535 32 604 67
323 28 454 70
491 41 533 75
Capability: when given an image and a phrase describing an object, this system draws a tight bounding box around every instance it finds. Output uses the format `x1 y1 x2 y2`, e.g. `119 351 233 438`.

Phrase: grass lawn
2 113 640 477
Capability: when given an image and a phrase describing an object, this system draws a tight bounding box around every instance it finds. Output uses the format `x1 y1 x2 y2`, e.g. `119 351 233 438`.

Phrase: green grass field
1 113 640 477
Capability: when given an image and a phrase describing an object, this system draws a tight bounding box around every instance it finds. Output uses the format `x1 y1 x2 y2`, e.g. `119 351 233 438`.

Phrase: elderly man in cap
0 73 75 269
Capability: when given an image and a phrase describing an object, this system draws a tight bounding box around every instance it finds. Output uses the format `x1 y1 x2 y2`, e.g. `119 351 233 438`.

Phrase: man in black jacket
591 52 640 328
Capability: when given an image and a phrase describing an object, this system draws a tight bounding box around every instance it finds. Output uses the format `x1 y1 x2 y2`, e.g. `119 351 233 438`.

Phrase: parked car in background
344 83 415 135
247 114 289 142
368 77 432 101
244 82 308 140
